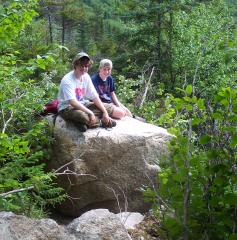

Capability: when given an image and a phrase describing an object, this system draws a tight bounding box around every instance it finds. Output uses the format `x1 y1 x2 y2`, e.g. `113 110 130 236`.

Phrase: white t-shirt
58 71 98 111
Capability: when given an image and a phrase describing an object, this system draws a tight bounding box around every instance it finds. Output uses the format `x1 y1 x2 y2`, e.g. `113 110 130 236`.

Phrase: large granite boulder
48 116 172 217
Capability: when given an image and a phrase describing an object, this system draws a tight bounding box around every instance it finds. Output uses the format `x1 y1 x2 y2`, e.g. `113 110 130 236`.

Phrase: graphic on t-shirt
98 84 111 102
98 84 108 93
75 87 86 101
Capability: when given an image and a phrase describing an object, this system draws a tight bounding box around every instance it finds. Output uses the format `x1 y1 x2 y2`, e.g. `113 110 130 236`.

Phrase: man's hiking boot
101 119 116 128
77 124 88 132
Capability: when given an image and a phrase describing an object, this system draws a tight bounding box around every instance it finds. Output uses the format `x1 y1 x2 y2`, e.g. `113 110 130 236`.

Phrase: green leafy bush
0 0 65 218
144 85 237 239
0 57 65 217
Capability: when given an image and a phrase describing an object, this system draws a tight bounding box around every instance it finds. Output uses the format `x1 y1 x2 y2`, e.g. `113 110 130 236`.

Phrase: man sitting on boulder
57 52 117 132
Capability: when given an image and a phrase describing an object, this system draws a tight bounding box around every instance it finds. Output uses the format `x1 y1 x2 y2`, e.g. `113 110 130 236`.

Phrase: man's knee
60 107 90 125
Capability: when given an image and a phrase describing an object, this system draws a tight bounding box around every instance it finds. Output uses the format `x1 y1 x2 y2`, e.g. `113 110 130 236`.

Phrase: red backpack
42 99 59 115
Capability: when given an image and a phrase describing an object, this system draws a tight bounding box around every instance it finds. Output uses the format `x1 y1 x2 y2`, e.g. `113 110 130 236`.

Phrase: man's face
100 67 112 79
75 58 90 75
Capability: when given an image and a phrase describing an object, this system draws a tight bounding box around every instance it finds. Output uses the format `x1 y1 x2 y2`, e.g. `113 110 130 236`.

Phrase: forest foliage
0 0 236 238
0 0 65 218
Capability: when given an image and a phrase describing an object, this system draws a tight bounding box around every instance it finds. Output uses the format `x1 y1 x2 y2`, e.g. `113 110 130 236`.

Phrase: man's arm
69 99 96 124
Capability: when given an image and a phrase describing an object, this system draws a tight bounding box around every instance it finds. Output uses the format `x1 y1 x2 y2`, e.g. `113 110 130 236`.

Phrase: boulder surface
0 210 133 240
67 209 131 240
48 116 172 216
0 212 74 240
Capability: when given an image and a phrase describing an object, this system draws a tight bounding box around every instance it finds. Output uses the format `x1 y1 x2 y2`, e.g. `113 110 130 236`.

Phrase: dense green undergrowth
144 86 237 239
0 0 65 218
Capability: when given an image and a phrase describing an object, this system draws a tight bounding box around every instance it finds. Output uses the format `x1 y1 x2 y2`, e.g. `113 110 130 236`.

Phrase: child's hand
125 108 133 117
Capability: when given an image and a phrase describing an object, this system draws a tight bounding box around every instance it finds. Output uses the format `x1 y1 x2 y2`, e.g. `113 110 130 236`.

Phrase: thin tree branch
139 66 155 108
0 186 34 198
183 118 192 240
1 108 13 134
192 55 202 97
54 158 81 173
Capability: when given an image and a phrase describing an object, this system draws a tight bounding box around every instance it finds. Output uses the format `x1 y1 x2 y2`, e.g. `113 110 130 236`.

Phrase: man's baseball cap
73 52 90 63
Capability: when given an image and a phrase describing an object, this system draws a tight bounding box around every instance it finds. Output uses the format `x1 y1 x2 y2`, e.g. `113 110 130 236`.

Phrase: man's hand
102 112 111 125
92 96 112 125
88 112 96 125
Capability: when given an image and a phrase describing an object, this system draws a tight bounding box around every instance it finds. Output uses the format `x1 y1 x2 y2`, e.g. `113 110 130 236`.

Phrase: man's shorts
58 102 114 127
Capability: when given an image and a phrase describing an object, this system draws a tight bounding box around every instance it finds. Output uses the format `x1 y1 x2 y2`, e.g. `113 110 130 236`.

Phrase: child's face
100 67 112 79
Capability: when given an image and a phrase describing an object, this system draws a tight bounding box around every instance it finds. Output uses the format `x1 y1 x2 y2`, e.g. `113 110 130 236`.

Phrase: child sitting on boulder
91 59 145 122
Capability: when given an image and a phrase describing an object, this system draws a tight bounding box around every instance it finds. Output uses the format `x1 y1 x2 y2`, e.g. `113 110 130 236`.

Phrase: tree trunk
169 9 174 90
61 15 65 60
156 8 162 82
47 6 53 44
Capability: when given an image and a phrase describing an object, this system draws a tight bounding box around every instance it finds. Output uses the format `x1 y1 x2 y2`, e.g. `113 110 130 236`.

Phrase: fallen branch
0 186 34 198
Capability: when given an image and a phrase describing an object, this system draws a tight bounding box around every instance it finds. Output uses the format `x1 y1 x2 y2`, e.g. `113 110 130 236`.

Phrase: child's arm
110 92 133 117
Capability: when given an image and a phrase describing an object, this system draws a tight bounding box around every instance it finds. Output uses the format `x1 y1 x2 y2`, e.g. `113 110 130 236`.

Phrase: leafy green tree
171 0 236 97
144 85 237 239
38 0 122 62
0 0 65 217
0 0 38 50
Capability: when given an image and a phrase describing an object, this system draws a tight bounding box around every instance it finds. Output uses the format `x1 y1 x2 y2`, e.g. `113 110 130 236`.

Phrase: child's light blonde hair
99 59 113 69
